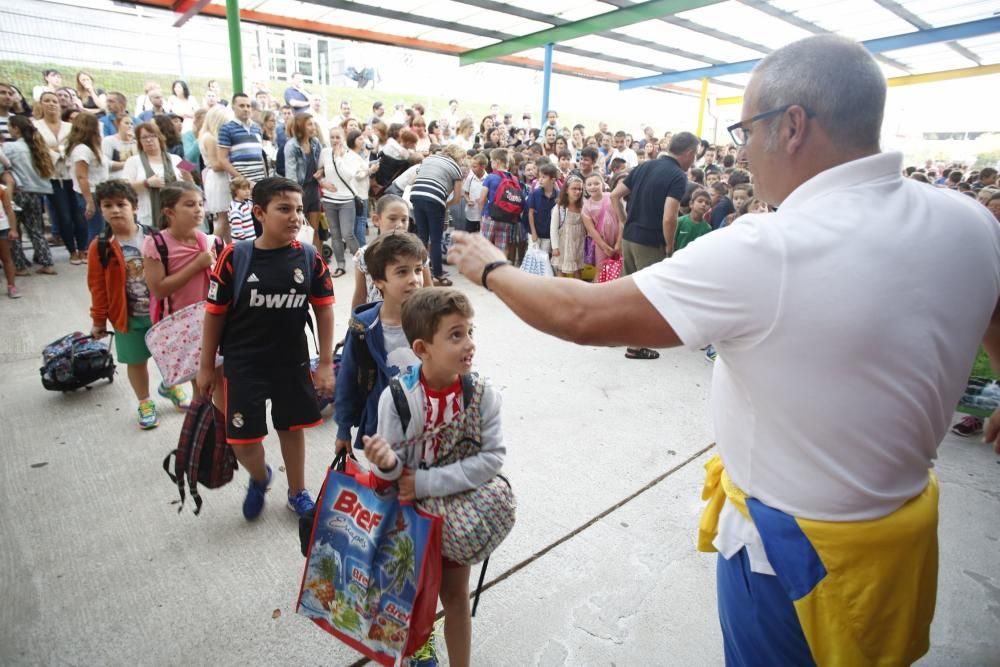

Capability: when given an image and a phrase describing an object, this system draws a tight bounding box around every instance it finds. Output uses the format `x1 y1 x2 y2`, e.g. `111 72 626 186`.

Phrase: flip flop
625 347 660 360
433 276 453 286
332 268 346 278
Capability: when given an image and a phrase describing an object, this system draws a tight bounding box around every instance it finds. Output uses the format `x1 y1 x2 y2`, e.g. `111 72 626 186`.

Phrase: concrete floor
1 245 998 666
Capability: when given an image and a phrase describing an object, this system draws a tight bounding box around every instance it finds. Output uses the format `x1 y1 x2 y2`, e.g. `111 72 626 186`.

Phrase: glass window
297 43 312 59
270 57 287 75
298 61 313 79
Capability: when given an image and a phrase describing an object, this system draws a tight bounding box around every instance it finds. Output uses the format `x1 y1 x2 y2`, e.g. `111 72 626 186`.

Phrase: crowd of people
1 49 999 667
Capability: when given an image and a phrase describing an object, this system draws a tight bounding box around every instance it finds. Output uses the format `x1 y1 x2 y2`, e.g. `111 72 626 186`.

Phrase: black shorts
223 359 321 444
303 182 322 214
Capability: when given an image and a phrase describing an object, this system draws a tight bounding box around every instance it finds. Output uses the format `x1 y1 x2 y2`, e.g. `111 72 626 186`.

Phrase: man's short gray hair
668 131 700 156
752 35 886 151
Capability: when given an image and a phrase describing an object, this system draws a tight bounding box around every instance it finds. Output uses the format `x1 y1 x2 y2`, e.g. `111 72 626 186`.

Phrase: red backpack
488 171 524 223
162 398 238 515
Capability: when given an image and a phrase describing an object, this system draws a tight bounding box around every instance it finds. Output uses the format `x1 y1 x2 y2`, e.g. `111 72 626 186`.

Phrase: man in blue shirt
100 92 131 137
135 89 165 124
283 72 311 114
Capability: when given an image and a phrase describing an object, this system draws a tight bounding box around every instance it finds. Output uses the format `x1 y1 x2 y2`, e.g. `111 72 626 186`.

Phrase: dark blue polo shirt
621 155 688 248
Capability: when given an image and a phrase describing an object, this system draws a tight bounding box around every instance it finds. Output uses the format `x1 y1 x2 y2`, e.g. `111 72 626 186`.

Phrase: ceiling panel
677 1 816 50
616 19 768 62
562 34 712 70
897 0 999 27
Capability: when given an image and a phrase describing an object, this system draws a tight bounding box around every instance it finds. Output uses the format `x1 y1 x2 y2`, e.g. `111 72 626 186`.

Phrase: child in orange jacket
86 179 189 429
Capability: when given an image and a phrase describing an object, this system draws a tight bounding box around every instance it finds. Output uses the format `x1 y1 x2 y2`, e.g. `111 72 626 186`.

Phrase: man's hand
362 434 397 471
313 363 334 399
984 407 1000 455
446 230 507 286
398 469 416 502
195 367 215 398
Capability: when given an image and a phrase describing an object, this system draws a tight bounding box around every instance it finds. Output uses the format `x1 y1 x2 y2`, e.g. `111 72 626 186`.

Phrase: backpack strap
230 239 255 305
97 224 113 268
390 376 412 434
149 228 169 273
460 373 477 408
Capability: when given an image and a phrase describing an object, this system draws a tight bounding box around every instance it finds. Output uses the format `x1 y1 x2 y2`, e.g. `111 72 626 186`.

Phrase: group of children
84 174 495 667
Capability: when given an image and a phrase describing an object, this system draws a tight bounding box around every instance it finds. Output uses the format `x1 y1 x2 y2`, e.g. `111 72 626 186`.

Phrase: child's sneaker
158 382 191 411
951 415 983 437
243 464 272 521
287 489 316 517
7 285 21 299
704 344 718 362
408 634 438 667
137 399 159 430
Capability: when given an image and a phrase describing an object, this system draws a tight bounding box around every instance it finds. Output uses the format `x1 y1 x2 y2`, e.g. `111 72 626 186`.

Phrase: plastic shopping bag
520 240 554 277
144 301 221 386
298 460 443 667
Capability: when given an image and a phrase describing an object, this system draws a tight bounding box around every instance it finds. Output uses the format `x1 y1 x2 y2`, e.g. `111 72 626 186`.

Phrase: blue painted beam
541 43 553 126
620 15 1000 90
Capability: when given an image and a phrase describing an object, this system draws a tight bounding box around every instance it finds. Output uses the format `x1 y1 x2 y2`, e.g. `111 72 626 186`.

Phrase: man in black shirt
609 132 698 360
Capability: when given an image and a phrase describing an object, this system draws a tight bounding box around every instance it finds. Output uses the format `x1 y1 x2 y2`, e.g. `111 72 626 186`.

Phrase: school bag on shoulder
488 171 525 223
390 373 516 615
163 397 238 515
229 238 316 307
39 331 116 392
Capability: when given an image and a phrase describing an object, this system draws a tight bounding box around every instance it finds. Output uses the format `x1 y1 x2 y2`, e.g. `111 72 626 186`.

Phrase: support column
541 42 553 127
696 77 708 138
226 0 244 94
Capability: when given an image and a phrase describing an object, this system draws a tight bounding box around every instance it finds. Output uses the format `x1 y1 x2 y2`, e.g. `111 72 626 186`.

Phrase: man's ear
784 105 810 155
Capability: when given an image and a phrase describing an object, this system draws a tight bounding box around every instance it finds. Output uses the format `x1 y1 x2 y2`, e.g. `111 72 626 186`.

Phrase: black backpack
163 398 238 515
39 331 116 392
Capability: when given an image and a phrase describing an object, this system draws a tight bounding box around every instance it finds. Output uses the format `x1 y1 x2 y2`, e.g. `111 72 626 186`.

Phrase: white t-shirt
608 147 638 170
69 144 109 194
121 153 184 226
634 151 1000 525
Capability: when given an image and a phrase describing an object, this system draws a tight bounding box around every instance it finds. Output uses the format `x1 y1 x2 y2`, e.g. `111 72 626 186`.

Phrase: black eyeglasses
727 104 814 146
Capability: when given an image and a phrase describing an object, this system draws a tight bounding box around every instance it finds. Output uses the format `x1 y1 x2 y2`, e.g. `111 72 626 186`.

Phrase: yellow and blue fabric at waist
699 453 939 666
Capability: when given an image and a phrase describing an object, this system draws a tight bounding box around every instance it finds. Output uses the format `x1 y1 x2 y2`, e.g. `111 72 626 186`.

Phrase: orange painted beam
134 0 699 96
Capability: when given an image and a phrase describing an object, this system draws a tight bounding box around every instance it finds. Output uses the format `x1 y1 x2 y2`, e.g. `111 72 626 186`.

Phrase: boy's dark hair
711 181 729 195
689 167 705 184
538 163 560 179
364 231 427 282
252 176 303 211
980 167 998 180
904 166 917 176
690 189 711 204
722 154 735 168
96 179 138 208
528 144 543 156
728 169 751 188
947 171 963 184
732 183 753 196
229 176 251 198
580 147 599 162
610 157 626 171
957 182 972 192
557 149 572 159
401 288 475 345
614 130 627 139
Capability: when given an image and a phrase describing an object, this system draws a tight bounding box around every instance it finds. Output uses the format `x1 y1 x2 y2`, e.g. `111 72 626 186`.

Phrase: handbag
297 451 443 667
520 240 554 278
331 153 365 217
145 301 222 386
598 255 623 283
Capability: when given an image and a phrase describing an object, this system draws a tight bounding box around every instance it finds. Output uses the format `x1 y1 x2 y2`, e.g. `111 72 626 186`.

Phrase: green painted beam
459 0 723 66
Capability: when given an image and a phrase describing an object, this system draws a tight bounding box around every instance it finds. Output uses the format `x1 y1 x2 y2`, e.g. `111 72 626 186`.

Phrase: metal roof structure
142 0 1000 101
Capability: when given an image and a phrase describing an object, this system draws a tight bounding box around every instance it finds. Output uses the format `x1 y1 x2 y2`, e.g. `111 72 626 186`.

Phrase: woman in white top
411 115 431 155
347 128 377 246
101 115 137 180
122 122 190 228
66 113 108 259
260 110 278 173
166 80 199 134
198 105 232 238
454 118 475 152
33 91 78 257
317 126 368 275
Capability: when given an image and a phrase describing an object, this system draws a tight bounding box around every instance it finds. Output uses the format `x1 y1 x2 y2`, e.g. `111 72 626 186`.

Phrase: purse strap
331 150 359 199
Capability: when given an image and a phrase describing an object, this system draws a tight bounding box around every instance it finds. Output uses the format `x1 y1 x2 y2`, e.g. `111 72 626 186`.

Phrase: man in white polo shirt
446 34 1000 664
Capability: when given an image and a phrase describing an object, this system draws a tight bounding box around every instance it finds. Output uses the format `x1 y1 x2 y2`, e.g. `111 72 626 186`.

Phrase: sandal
433 276 453 287
332 268 346 278
36 266 58 275
625 347 660 360
14 267 31 277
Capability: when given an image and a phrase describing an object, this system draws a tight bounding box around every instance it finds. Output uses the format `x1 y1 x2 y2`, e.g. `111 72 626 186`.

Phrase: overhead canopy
140 0 1000 99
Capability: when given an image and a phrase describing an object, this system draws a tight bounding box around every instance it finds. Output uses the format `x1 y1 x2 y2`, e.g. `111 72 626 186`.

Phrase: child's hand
195 367 215 398
335 438 351 454
194 251 214 270
362 434 397 471
90 326 108 339
398 469 416 501
552 249 560 257
312 363 334 399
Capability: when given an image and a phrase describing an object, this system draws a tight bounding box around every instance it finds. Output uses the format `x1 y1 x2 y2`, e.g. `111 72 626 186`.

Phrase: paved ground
1 245 998 666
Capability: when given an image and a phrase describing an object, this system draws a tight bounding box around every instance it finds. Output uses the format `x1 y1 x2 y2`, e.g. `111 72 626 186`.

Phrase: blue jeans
355 198 368 246
75 191 105 246
411 196 446 278
48 179 87 253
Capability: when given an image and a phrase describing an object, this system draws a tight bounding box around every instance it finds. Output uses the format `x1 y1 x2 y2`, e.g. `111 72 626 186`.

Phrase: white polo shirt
635 151 1000 527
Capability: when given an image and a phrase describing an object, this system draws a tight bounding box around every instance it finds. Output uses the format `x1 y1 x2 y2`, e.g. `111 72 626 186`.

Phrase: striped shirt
0 113 11 142
410 154 463 207
218 120 264 165
228 199 255 240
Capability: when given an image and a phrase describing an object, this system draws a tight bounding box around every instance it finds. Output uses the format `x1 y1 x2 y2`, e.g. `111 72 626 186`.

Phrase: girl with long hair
66 112 108 252
5 115 56 274
75 71 107 116
198 105 233 239
284 113 323 247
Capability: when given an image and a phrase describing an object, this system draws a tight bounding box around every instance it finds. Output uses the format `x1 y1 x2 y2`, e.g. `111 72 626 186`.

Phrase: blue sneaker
243 464 272 521
705 344 718 362
287 488 316 517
